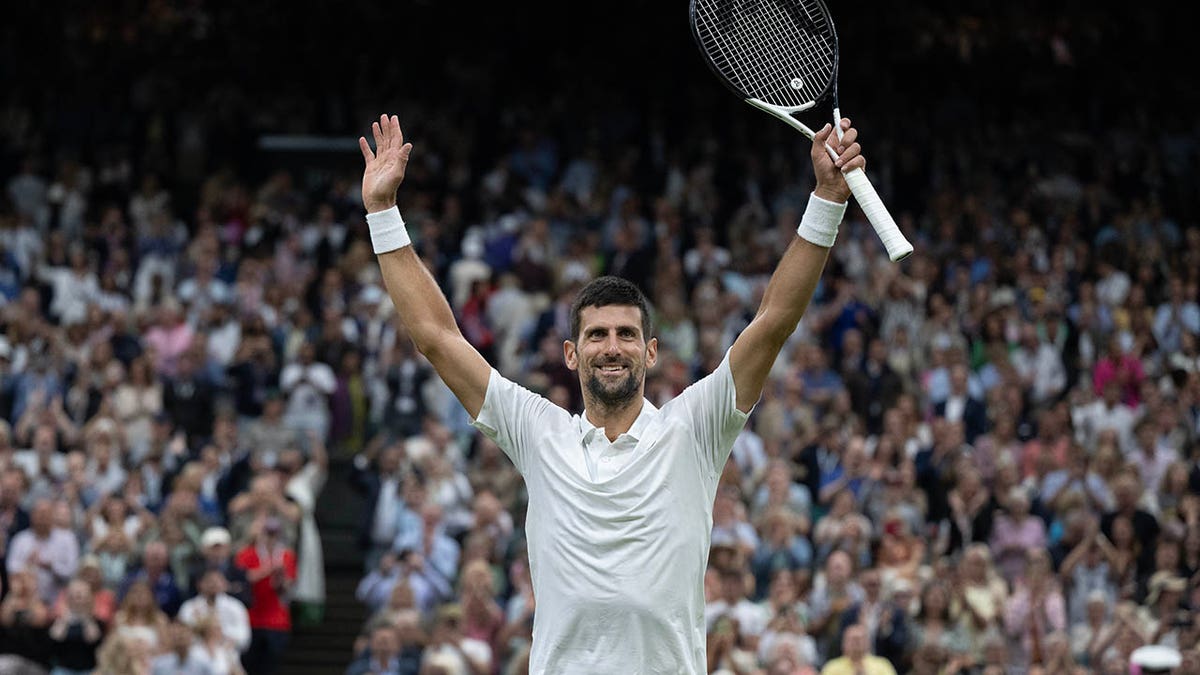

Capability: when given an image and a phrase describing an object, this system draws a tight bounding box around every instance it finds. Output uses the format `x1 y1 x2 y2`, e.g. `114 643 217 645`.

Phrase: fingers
836 142 863 171
358 137 375 164
834 121 865 172
813 122 834 144
380 114 393 152
834 127 857 153
835 116 852 140
370 114 406 156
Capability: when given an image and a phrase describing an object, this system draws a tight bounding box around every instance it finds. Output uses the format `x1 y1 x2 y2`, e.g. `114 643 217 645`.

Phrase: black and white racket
690 0 914 262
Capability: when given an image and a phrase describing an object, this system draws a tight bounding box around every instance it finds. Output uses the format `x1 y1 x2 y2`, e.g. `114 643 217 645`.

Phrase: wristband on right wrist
366 206 412 254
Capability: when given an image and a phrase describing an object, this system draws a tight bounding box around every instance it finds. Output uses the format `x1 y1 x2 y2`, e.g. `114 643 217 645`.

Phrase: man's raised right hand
359 114 413 213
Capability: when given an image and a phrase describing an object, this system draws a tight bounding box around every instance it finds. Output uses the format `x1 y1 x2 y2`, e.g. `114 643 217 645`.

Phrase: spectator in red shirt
235 516 296 675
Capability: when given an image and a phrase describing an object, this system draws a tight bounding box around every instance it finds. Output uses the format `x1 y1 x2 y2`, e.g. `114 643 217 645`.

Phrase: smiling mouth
596 364 628 374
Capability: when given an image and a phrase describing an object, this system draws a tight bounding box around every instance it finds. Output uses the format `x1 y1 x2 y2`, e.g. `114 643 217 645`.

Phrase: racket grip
842 168 913 262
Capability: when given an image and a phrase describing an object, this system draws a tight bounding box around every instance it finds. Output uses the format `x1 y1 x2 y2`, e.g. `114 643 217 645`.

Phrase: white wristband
366 206 412 254
796 192 847 248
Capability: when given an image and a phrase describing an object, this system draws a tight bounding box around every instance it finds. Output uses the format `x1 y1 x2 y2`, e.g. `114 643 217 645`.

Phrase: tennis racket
690 0 914 262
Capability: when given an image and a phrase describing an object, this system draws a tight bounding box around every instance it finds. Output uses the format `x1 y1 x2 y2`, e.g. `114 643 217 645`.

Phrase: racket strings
728 4 832 104
694 0 836 108
700 7 815 106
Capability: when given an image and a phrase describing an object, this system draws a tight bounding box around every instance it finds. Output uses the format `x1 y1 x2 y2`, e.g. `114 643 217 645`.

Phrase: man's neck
583 397 645 442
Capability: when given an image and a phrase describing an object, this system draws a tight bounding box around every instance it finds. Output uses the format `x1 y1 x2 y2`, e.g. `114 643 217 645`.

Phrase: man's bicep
728 317 787 413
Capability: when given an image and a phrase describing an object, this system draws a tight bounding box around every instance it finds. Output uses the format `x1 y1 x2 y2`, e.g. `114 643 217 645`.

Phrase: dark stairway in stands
280 458 368 675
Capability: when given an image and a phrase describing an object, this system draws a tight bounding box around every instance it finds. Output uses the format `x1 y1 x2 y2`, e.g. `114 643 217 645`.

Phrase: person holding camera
234 515 296 675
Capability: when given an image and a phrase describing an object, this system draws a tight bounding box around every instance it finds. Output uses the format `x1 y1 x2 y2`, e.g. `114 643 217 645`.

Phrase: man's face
565 305 656 410
205 542 229 562
379 447 401 474
144 544 167 571
827 551 851 584
370 627 398 659
842 625 868 659
0 472 23 506
861 572 882 601
30 501 52 532
721 573 744 603
200 571 225 598
950 366 968 393
33 427 56 454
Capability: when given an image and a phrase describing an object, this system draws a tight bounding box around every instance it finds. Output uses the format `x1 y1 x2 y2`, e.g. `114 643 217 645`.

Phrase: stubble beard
585 360 642 411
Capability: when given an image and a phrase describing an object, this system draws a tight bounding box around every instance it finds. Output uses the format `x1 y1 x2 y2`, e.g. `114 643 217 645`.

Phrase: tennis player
359 114 864 674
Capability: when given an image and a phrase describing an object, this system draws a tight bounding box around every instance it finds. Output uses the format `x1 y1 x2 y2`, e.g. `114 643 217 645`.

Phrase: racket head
690 0 840 111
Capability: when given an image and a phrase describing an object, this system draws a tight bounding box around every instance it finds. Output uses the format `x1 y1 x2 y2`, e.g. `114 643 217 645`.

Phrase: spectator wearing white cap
189 527 251 607
1130 644 1182 675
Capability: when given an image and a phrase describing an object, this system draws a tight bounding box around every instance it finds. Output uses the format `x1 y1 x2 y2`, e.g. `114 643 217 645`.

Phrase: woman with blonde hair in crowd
94 631 151 675
875 512 926 588
0 569 51 664
85 493 146 587
460 558 505 660
190 615 247 675
1156 460 1191 529
989 487 1046 584
909 579 971 663
956 544 1007 644
1004 548 1067 667
112 579 168 651
112 355 162 459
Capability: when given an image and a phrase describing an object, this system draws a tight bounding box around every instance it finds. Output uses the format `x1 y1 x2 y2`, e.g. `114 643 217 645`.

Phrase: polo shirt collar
580 398 659 443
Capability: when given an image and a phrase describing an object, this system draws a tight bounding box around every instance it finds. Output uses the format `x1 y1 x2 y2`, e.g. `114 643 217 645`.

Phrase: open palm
359 114 413 213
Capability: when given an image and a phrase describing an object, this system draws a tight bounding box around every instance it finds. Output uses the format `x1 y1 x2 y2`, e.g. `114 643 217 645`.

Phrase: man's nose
602 334 622 354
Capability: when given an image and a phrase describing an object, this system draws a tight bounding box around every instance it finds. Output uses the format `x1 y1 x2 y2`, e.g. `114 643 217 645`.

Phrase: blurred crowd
2 2 1200 675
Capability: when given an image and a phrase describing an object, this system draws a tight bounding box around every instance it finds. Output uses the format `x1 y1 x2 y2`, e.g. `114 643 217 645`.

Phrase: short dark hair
568 276 652 342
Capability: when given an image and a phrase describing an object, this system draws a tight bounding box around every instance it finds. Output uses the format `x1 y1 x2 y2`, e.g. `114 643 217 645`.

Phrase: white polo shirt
472 352 749 675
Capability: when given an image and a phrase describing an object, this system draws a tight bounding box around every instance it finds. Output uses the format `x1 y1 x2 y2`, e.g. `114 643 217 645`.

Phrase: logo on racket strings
789 77 804 90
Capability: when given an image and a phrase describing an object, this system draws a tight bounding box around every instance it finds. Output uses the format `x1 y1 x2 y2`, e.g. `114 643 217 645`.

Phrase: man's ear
563 340 578 371
645 337 658 369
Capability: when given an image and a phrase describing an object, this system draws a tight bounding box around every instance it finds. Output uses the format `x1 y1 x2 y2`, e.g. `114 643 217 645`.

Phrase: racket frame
688 0 913 262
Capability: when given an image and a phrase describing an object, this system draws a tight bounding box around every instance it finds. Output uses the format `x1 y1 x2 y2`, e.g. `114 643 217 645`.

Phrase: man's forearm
376 246 461 358
755 234 832 344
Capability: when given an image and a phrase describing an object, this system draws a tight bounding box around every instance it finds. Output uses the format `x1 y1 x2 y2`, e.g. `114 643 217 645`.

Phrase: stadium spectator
178 568 252 655
112 579 169 652
148 620 215 675
120 540 182 618
236 516 297 675
818 623 897 675
47 578 104 675
345 623 404 675
7 498 79 604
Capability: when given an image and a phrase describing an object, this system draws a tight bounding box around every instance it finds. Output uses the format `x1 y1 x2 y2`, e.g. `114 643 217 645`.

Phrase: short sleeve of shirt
668 349 751 478
470 369 560 475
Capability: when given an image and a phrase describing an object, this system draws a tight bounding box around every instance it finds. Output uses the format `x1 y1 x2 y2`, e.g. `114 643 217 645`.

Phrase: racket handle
842 168 913 262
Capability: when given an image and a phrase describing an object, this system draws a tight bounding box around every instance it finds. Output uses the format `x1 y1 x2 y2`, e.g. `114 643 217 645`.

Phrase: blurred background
1 1 1198 674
